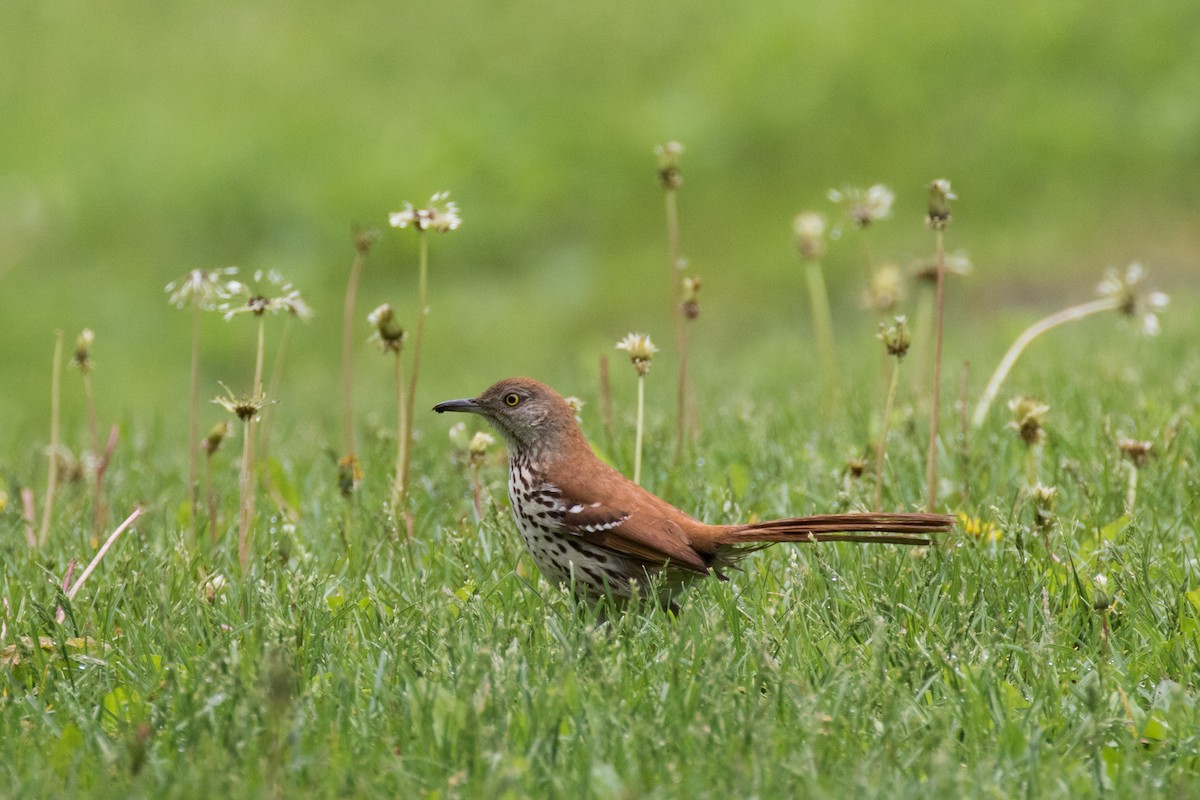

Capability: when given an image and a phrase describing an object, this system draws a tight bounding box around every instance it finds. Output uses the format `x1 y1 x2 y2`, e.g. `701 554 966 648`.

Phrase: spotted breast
506 450 641 599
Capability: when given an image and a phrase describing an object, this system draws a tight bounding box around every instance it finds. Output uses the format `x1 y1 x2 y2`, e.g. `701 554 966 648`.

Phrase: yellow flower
957 512 1000 543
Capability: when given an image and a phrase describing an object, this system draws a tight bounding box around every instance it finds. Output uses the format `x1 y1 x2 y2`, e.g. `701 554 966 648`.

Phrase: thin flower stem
1025 445 1039 486
399 233 429 512
392 349 407 515
37 330 64 549
238 417 256 570
873 358 902 511
260 317 292 460
206 453 219 547
926 231 946 512
971 297 1119 427
254 316 267 395
471 464 484 522
82 370 104 540
634 374 646 485
803 260 840 400
1125 463 1139 513
66 506 143 602
188 301 201 544
341 247 367 457
665 188 689 458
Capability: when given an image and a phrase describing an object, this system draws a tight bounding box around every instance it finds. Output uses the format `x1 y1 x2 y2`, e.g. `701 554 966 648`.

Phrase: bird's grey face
433 378 559 449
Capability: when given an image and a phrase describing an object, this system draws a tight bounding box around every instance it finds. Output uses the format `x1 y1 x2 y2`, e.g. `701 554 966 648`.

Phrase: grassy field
3 1 1200 797
2 295 1198 797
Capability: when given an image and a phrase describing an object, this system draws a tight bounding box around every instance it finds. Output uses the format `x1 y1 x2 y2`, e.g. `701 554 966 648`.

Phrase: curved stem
971 298 1118 427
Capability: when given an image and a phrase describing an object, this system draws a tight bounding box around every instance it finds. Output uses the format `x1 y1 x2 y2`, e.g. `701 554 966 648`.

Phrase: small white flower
219 270 313 320
1097 262 1169 335
468 431 495 456
829 184 894 228
792 212 827 260
389 191 461 233
166 267 239 310
616 332 658 375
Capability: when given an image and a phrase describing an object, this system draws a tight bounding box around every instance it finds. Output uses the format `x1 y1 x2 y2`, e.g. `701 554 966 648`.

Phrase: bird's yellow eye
504 392 521 407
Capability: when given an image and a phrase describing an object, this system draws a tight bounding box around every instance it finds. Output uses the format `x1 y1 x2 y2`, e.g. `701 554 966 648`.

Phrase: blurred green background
2 0 1197 447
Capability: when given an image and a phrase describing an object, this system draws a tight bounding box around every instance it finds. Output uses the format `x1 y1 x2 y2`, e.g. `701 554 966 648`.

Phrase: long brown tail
719 512 956 547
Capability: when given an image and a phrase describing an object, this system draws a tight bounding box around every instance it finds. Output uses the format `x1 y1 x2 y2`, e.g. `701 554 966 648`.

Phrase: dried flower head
1097 263 1169 335
878 315 911 358
681 276 701 320
912 250 972 283
1117 437 1154 469
616 332 658 376
1008 396 1050 446
337 454 363 497
655 141 684 190
220 270 313 320
863 263 906 313
166 267 239 310
353 226 381 254
368 304 406 352
926 179 956 231
828 184 894 228
388 191 461 233
1092 573 1112 611
201 421 230 455
213 384 272 422
468 431 495 458
71 329 94 373
792 212 827 260
1028 483 1058 528
844 454 868 480
203 574 227 604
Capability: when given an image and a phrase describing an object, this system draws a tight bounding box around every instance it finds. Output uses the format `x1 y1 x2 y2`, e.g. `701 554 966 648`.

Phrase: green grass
3 1 1200 795
2 303 1198 798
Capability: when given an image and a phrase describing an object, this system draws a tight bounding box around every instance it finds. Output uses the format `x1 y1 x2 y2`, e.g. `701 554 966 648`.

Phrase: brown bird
434 377 954 610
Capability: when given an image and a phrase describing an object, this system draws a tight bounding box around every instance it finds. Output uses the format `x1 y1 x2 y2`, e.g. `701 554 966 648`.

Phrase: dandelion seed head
1097 262 1169 336
166 267 239 310
389 192 461 233
830 184 893 228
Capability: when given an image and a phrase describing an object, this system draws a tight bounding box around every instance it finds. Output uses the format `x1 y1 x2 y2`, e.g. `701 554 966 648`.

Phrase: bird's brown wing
547 469 711 574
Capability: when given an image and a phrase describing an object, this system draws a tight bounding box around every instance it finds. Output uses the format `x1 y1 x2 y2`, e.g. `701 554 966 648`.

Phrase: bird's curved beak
432 397 483 414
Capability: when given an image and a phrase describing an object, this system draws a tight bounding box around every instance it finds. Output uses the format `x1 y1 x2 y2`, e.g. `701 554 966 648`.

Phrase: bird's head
433 377 579 453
